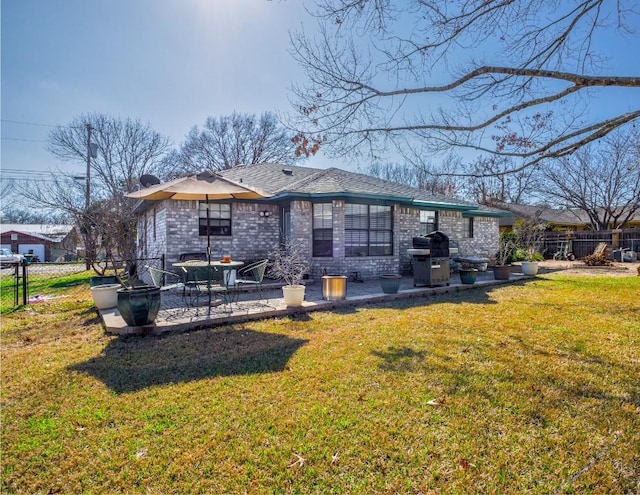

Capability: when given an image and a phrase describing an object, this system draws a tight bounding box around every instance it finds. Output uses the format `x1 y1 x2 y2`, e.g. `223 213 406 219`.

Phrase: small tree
512 219 548 261
495 232 517 266
268 239 311 286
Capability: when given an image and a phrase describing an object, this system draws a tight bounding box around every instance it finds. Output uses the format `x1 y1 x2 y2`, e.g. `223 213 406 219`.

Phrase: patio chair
185 266 230 312
147 266 186 292
233 259 269 302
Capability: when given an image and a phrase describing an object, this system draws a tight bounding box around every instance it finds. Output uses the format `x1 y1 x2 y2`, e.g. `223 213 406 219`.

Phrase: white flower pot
282 284 305 307
90 283 121 310
521 261 539 276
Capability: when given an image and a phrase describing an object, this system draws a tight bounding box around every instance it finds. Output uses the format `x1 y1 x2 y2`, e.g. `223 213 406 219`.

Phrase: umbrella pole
206 194 212 312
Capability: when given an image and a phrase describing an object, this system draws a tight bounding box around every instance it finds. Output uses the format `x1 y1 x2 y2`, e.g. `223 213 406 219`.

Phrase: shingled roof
219 163 507 216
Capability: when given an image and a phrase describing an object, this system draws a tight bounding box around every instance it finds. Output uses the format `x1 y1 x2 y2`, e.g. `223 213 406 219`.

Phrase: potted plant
458 262 478 284
521 248 544 276
268 240 311 307
90 283 122 310
379 273 402 293
493 233 516 280
116 284 161 326
513 219 547 277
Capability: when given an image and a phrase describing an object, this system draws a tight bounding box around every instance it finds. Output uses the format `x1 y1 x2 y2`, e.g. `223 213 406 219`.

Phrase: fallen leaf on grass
288 453 305 468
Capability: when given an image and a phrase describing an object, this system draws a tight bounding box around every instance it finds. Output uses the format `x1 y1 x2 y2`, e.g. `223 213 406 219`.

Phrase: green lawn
2 274 638 494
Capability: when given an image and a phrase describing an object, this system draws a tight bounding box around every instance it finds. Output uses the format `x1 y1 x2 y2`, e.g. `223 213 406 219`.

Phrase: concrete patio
100 270 528 335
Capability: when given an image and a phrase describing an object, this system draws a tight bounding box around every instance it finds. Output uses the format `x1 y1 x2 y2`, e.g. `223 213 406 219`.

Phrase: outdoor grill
408 231 451 287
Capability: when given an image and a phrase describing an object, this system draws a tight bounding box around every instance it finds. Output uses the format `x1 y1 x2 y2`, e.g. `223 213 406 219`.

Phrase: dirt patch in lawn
535 259 640 277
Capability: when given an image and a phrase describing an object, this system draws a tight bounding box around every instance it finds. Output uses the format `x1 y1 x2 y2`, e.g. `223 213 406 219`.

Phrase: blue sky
1 0 334 185
2 0 639 195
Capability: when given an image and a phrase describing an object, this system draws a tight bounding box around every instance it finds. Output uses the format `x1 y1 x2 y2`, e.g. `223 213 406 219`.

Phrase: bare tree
47 113 172 198
540 127 640 229
363 158 461 197
289 1 640 174
0 206 70 224
19 113 170 272
174 112 303 174
463 156 541 205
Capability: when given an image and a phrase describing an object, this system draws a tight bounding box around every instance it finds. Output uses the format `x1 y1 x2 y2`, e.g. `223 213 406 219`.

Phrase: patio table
173 259 244 283
173 260 245 310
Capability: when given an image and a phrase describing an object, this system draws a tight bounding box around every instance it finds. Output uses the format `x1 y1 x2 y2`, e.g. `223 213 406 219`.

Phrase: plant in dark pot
493 233 516 281
85 199 159 326
117 285 161 327
458 263 478 284
380 273 402 294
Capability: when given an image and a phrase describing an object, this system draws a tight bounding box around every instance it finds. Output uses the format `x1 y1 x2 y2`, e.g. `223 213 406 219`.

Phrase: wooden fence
541 228 640 259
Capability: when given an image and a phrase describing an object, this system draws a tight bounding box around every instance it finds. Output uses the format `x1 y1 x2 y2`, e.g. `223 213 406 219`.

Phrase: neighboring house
0 224 82 262
134 163 509 278
497 202 640 231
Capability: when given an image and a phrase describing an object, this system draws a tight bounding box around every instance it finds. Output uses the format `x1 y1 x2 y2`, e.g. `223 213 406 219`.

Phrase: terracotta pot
493 264 512 280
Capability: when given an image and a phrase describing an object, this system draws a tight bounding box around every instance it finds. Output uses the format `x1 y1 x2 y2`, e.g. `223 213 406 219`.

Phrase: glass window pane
313 203 333 229
370 205 391 230
419 210 437 235
199 203 231 236
345 204 368 229
369 231 392 255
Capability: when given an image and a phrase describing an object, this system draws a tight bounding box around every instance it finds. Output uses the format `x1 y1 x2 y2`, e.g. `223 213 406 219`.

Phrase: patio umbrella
127 171 270 264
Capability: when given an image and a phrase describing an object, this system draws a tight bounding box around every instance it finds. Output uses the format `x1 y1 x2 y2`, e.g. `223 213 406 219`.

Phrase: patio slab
100 270 527 335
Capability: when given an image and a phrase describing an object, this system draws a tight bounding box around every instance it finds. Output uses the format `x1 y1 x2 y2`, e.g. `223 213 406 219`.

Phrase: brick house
134 163 508 278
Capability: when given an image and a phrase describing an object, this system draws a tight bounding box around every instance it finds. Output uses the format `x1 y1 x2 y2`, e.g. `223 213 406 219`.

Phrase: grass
1 273 639 494
0 267 93 314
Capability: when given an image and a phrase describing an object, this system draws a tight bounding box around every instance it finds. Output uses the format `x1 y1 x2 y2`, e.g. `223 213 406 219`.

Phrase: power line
1 137 48 143
1 118 58 128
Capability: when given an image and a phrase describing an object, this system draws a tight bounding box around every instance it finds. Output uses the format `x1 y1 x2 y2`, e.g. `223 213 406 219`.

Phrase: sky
2 0 639 206
1 0 339 191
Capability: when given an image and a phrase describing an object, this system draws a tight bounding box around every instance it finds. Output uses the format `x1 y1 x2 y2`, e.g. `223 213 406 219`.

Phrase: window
345 204 393 256
313 203 333 257
464 217 474 238
199 203 231 236
419 210 438 234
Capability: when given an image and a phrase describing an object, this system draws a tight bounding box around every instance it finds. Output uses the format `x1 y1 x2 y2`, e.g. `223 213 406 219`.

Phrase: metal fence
541 228 640 259
0 256 164 311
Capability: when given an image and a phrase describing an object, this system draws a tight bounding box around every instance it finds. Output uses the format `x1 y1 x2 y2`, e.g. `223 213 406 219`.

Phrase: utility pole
85 123 93 270
86 123 92 210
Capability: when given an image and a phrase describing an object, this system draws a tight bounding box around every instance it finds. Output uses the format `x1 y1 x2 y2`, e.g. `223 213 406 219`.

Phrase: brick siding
139 200 499 278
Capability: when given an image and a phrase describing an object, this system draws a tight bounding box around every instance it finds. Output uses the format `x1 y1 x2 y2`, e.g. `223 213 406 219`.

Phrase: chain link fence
0 257 164 313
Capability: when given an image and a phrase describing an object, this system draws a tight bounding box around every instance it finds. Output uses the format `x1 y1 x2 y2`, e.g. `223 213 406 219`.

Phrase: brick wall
139 199 499 278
